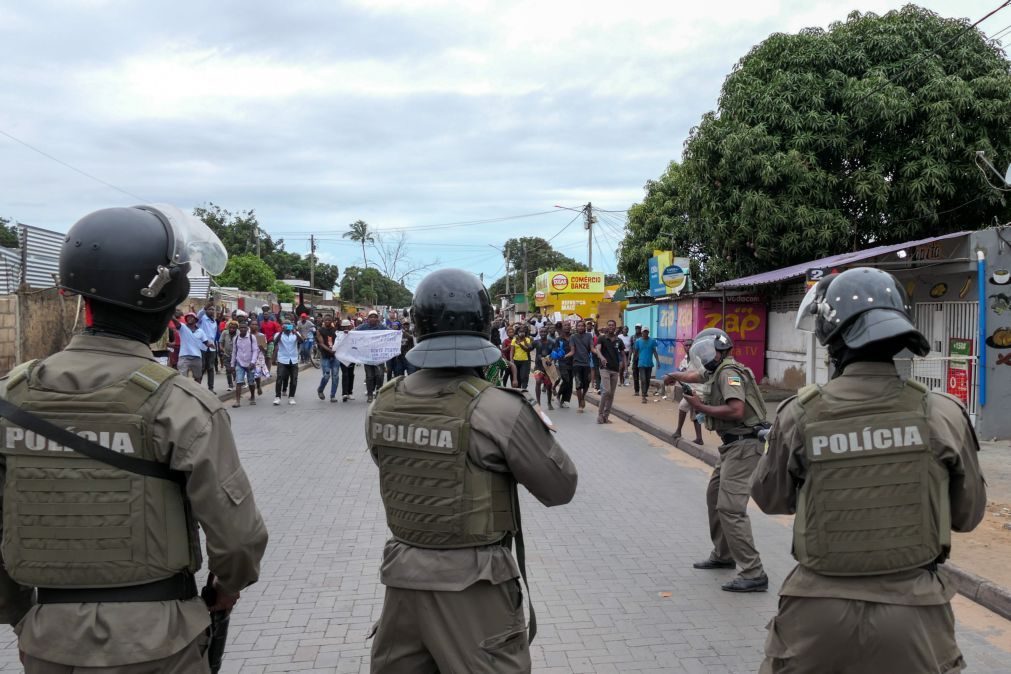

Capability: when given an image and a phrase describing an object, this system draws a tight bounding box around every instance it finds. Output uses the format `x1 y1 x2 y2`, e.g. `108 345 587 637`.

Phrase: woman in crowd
510 324 534 390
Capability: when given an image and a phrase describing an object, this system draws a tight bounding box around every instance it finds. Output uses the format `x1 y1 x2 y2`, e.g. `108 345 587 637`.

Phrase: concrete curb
585 391 1011 622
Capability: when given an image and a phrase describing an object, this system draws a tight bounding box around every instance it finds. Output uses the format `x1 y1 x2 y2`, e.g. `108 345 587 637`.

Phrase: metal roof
715 230 971 289
19 224 62 289
0 248 21 294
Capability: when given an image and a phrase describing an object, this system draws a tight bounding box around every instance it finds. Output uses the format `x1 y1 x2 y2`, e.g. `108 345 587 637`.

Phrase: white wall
765 309 809 389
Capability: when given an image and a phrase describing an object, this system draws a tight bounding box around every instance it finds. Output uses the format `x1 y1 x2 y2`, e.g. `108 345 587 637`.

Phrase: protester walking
316 316 340 402
533 327 557 410
338 319 357 402
594 320 623 423
565 320 595 413
230 322 259 408
273 320 302 405
630 324 643 395
511 324 534 390
555 323 573 408
635 328 660 403
177 312 211 383
618 325 631 386
356 310 386 403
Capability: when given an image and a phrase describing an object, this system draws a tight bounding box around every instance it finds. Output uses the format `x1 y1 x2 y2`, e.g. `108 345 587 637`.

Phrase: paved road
0 372 1008 672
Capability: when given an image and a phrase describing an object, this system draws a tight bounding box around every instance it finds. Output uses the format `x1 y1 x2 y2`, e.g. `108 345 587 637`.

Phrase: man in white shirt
617 326 632 386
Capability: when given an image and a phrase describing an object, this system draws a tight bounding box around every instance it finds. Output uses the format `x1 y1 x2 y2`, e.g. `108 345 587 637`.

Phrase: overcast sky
1 0 1002 289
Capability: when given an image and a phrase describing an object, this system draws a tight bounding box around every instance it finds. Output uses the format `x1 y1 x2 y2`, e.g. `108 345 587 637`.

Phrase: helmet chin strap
84 298 175 345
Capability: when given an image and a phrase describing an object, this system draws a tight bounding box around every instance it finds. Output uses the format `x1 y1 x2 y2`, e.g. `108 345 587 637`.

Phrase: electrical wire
0 128 148 202
273 210 564 236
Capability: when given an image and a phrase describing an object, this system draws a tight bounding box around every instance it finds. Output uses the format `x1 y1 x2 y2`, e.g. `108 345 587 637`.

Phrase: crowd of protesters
163 303 417 409
164 304 672 424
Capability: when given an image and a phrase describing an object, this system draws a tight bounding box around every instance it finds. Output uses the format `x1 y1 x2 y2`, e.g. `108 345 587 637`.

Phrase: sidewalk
581 376 1011 621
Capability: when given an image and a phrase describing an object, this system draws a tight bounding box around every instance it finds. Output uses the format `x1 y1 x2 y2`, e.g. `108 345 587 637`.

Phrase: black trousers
275 362 299 398
341 363 356 396
515 360 531 389
558 364 573 403
201 350 216 391
632 362 640 394
638 366 653 398
364 364 383 396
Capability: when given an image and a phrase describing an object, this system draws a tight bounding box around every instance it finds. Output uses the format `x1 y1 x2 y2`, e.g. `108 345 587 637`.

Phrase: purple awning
715 231 971 289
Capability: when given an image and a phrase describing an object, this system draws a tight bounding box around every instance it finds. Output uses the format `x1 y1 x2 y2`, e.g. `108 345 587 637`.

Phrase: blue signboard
648 256 666 297
656 303 678 340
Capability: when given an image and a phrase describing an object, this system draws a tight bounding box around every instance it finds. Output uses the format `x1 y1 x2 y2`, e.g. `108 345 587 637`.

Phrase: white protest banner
333 330 402 365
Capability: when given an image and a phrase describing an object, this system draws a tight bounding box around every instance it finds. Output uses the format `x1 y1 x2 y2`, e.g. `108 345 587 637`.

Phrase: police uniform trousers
760 596 964 673
370 579 530 673
706 438 764 577
23 635 210 674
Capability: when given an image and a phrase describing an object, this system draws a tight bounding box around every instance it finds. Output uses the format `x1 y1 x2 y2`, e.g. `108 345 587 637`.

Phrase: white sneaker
272 397 281 406
288 399 296 405
226 387 234 392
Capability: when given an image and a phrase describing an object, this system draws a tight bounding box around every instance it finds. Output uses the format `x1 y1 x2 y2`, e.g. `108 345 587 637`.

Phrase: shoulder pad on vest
378 376 404 395
775 394 799 414
796 384 821 406
460 377 492 398
128 362 178 393
4 359 38 390
168 376 225 413
903 379 928 394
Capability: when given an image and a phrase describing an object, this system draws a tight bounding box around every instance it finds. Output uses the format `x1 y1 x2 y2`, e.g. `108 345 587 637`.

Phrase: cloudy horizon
1 0 1001 288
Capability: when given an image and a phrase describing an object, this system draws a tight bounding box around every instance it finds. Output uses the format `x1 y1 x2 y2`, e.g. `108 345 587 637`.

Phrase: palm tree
343 220 374 268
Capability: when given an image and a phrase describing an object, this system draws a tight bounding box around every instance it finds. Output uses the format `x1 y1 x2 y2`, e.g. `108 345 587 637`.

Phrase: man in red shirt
260 312 281 369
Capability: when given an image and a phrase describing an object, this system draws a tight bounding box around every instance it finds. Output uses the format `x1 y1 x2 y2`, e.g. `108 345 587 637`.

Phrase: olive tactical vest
369 376 518 549
792 380 949 576
705 360 767 432
0 360 197 588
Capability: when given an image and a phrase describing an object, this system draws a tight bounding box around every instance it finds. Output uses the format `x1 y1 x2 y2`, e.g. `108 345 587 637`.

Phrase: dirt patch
950 501 1011 590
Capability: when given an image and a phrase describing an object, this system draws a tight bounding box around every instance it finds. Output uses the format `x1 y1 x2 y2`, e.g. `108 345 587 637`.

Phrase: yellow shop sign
535 270 605 295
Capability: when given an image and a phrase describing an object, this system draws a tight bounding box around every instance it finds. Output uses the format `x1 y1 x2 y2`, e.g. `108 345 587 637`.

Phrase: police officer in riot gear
751 267 986 672
0 205 268 672
367 268 578 673
663 328 769 592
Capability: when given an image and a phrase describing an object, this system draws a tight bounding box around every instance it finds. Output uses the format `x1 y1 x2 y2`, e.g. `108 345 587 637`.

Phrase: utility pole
522 241 529 305
309 234 316 289
255 226 261 258
584 202 594 269
504 243 511 297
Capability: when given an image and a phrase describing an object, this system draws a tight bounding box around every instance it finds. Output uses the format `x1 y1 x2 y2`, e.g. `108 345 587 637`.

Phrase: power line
273 210 564 237
0 128 148 202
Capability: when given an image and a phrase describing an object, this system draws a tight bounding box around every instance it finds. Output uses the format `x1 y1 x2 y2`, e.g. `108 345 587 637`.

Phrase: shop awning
715 231 971 289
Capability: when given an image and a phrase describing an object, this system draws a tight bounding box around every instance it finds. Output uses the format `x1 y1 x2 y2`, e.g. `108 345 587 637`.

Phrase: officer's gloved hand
207 578 240 612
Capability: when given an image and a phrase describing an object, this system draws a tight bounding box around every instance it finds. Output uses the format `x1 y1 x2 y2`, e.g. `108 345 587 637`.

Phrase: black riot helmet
60 204 227 312
406 268 500 368
796 267 929 356
689 328 734 373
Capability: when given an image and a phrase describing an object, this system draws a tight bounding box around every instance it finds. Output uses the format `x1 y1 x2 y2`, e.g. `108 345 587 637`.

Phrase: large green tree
487 237 587 299
631 6 1011 286
0 217 17 249
193 203 340 291
216 254 277 291
339 266 413 307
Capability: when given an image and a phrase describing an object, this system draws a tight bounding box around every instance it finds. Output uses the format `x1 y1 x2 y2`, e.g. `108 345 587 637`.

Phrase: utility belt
720 431 759 445
37 572 197 604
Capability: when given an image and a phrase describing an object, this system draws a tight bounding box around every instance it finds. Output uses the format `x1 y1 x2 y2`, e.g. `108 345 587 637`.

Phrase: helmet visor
795 284 820 332
139 204 228 276
688 338 718 373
